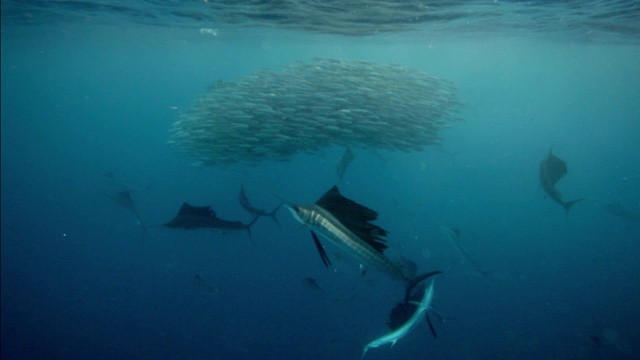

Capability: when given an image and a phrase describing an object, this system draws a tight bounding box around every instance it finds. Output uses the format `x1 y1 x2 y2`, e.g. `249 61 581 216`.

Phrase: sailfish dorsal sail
314 186 388 254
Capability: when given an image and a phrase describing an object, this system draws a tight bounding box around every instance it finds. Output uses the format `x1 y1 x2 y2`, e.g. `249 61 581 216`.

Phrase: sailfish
361 279 438 359
440 225 491 277
539 150 586 215
105 190 146 236
336 147 356 180
285 186 440 300
164 202 259 242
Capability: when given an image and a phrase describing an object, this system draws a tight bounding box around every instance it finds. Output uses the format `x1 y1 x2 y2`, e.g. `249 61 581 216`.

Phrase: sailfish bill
285 185 441 297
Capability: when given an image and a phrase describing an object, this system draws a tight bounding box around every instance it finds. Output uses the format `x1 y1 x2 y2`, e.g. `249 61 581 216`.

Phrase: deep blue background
2 16 640 360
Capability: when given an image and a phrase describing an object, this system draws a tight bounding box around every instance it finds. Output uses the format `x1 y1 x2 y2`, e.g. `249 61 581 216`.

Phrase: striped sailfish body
292 204 407 280
286 186 409 281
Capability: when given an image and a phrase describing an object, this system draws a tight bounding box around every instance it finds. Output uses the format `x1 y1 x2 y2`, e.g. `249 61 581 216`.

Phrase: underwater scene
2 1 640 359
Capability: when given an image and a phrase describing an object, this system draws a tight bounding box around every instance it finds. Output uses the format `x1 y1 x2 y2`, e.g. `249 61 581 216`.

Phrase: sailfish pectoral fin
359 264 368 277
361 347 370 360
310 231 331 268
426 313 437 339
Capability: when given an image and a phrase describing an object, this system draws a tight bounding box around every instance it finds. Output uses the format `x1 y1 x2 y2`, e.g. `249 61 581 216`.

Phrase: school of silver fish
169 57 463 167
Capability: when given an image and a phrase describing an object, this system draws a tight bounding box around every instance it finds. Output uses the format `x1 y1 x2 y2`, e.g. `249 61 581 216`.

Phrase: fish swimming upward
539 150 586 215
285 185 440 299
164 202 259 242
361 279 438 359
336 147 356 180
440 225 491 277
105 190 146 236
607 202 640 224
238 184 282 226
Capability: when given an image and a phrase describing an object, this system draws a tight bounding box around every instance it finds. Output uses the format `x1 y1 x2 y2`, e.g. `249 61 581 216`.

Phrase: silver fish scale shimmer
169 58 463 167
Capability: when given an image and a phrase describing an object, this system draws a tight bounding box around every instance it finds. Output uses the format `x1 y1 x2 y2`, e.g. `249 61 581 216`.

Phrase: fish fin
247 215 260 228
311 231 331 267
430 307 458 324
269 203 282 226
476 268 493 278
563 198 587 216
336 147 356 180
177 202 217 218
387 301 418 330
430 307 445 324
543 150 568 185
139 220 147 240
315 186 378 222
315 186 389 254
398 256 417 279
390 339 398 347
359 264 368 277
406 271 442 303
246 216 260 245
239 184 248 201
426 313 438 339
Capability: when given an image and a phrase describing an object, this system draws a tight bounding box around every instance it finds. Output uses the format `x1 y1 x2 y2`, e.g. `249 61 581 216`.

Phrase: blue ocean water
2 1 640 359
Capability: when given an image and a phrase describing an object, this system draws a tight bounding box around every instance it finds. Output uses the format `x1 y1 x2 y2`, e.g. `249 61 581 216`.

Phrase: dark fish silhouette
588 328 635 359
106 190 146 235
539 150 586 215
607 202 640 223
238 184 281 226
440 225 490 277
361 279 438 359
336 147 356 180
302 277 322 291
164 202 258 241
193 274 219 294
286 185 441 301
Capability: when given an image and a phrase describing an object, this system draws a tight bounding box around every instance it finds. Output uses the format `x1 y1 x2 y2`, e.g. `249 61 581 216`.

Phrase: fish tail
405 271 442 303
269 203 283 226
132 210 146 240
246 215 260 245
248 215 260 228
563 198 587 216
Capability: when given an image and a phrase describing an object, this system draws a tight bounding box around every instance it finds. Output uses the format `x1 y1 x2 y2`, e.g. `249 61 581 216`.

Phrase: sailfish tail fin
246 215 260 245
405 271 442 303
268 203 283 226
563 198 587 216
